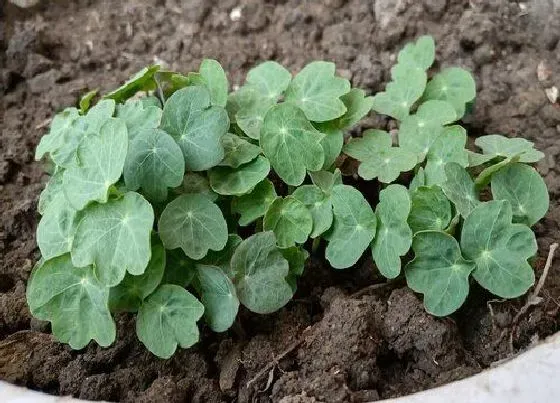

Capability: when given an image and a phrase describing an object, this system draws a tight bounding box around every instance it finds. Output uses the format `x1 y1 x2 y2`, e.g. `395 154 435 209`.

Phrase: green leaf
230 232 293 314
161 86 229 171
317 124 344 170
246 61 292 100
140 96 162 109
441 163 479 217
195 265 239 332
397 35 435 71
219 133 262 168
309 168 343 193
282 246 309 292
408 186 452 233
409 167 425 192
474 155 520 190
405 231 475 316
63 118 128 210
422 67 476 118
103 65 159 102
371 65 426 121
292 185 333 238
209 155 270 196
263 196 313 248
136 284 204 358
116 99 162 140
109 244 166 312
474 134 544 163
79 90 98 114
38 168 65 215
344 129 417 183
461 201 536 298
424 125 469 185
285 61 351 122
231 179 277 226
71 192 154 286
35 107 81 162
162 249 195 287
158 194 228 260
491 163 549 226
37 193 78 260
332 88 374 129
261 103 325 186
228 86 273 140
123 128 185 202
326 185 377 269
372 185 412 279
27 254 116 349
468 151 495 167
398 100 457 159
200 234 242 276
198 59 228 107
182 173 218 202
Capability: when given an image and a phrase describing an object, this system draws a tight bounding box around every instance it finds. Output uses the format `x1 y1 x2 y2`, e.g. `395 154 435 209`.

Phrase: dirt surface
1 0 560 401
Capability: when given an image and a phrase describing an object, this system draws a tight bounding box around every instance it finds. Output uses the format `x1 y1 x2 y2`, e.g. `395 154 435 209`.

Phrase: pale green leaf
198 59 228 107
37 193 78 260
104 65 159 102
228 86 274 140
309 168 343 193
441 162 479 217
116 99 162 140
209 155 270 196
285 61 350 122
230 232 293 314
332 88 374 129
161 86 229 171
317 124 344 170
158 194 228 260
231 179 277 226
246 61 292 100
109 244 166 312
475 134 544 163
63 117 128 210
372 184 412 279
124 128 185 202
491 163 549 226
260 103 325 186
408 186 452 233
27 254 116 349
474 155 520 190
195 265 239 332
397 35 435 71
424 125 469 185
405 231 475 316
72 192 154 286
38 168 65 215
263 196 313 248
409 167 425 192
136 284 204 358
292 185 333 238
423 67 476 118
219 133 262 168
35 107 81 161
283 246 309 291
461 200 536 298
326 185 376 269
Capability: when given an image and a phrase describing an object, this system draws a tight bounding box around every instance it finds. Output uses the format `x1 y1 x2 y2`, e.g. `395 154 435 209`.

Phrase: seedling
29 36 550 358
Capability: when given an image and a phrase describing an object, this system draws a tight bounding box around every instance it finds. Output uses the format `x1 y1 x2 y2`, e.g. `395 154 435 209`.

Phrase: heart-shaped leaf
326 185 377 269
422 67 476 118
35 107 81 162
136 284 204 358
491 163 549 226
344 129 417 183
124 128 185 202
260 103 325 186
441 162 479 217
408 186 452 233
263 196 313 248
460 200 536 298
158 194 228 260
285 61 350 122
372 184 412 279
231 179 277 226
209 155 270 196
246 61 292 101
63 117 128 210
161 86 229 171
424 125 469 185
27 254 116 349
230 232 293 314
72 192 154 286
397 35 435 71
474 134 544 163
405 231 475 316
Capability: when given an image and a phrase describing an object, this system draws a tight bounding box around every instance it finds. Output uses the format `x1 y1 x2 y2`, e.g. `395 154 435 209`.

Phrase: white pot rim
1 332 559 402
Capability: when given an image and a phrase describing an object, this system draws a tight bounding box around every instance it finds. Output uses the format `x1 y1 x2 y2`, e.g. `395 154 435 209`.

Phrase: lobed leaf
72 192 154 286
408 186 452 233
158 194 228 260
136 284 204 358
246 61 292 100
372 185 412 279
38 168 65 215
422 67 476 119
27 254 116 349
37 193 78 260
397 35 435 71
475 134 544 164
405 231 475 316
285 61 351 122
326 185 377 269
231 179 277 226
209 155 270 196
263 197 313 248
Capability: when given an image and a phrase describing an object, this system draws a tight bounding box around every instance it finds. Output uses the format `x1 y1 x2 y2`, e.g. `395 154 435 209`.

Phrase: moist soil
1 0 560 402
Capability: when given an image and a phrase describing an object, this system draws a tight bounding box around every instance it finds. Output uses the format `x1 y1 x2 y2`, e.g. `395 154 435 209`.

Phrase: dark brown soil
1 0 560 402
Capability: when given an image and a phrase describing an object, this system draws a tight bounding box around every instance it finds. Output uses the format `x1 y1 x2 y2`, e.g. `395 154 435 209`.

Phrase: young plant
28 35 550 358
